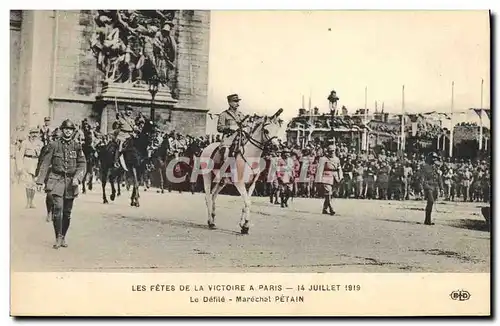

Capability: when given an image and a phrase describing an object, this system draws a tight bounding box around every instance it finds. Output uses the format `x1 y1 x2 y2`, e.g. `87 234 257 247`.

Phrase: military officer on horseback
36 119 86 249
114 105 139 166
217 94 246 161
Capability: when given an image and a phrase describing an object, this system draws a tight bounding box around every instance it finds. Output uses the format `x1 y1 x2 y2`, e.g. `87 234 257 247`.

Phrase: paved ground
10 183 490 273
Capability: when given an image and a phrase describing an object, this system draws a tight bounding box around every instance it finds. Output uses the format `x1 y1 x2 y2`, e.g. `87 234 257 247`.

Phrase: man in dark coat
420 152 443 225
36 119 86 249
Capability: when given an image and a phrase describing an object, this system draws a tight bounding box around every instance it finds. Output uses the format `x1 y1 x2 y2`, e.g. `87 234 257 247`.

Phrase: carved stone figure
89 10 177 85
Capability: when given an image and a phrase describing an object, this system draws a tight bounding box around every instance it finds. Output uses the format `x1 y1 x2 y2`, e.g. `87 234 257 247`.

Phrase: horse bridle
241 118 277 151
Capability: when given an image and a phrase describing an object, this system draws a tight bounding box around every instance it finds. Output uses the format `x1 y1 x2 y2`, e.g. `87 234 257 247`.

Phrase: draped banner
472 108 491 120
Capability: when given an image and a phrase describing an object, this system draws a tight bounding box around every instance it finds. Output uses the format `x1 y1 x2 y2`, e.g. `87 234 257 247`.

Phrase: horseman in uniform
217 94 246 161
114 106 139 167
36 119 86 249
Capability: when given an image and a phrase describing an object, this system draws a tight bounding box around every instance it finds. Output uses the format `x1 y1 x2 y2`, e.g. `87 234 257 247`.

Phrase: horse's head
249 109 283 150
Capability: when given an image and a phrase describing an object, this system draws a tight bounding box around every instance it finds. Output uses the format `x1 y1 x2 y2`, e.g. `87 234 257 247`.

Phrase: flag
472 108 483 118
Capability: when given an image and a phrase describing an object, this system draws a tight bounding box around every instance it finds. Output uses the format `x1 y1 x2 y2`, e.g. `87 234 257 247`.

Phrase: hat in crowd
427 152 440 162
29 128 39 135
227 94 242 102
44 116 51 122
326 144 336 152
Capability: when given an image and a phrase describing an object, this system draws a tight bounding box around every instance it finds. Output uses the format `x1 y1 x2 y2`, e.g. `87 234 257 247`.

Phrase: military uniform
364 161 377 199
376 162 391 200
318 145 342 215
276 150 295 208
115 112 137 143
40 117 53 147
420 153 442 225
36 119 86 249
217 94 246 158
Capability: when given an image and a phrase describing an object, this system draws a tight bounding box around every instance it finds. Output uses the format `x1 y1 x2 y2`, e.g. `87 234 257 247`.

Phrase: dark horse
97 139 123 204
121 118 155 206
81 123 98 194
163 139 204 194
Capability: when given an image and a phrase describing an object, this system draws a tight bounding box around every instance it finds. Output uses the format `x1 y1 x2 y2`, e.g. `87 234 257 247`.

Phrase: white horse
200 109 284 234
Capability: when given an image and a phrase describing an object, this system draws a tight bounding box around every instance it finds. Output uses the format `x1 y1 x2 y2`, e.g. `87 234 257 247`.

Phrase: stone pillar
15 10 56 131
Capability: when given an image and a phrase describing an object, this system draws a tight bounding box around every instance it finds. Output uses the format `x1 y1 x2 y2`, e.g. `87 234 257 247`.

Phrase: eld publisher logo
450 290 471 301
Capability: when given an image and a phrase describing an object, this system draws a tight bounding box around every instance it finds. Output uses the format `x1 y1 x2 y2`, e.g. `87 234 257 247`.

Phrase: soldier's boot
114 141 122 168
424 206 433 225
322 196 329 214
61 218 70 248
327 198 336 216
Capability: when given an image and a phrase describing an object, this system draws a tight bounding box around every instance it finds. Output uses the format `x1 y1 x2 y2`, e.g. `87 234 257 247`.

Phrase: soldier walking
420 152 442 225
318 145 342 215
36 119 86 249
217 94 246 161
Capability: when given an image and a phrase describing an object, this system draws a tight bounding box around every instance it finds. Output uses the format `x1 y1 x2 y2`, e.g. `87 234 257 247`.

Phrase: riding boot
424 202 433 225
115 141 122 168
52 217 63 249
280 193 285 208
328 200 336 216
322 196 329 214
45 195 53 221
61 218 70 247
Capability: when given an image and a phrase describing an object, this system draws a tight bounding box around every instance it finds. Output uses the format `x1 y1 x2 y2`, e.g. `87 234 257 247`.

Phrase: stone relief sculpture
89 10 177 85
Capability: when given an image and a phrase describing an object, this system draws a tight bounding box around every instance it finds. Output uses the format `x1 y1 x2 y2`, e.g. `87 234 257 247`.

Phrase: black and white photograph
9 8 491 316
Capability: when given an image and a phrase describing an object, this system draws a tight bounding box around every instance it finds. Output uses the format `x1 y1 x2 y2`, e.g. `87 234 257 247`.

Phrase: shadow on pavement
447 218 490 232
112 214 243 236
378 218 423 226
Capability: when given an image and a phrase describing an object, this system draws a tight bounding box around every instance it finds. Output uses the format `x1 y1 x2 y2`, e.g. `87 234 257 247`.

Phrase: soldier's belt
24 154 38 158
51 170 76 177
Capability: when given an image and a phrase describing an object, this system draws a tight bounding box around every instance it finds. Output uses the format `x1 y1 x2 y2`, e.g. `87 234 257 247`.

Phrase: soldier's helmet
60 119 76 130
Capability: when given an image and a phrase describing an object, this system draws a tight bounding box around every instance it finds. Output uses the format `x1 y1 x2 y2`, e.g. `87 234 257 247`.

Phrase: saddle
215 130 244 169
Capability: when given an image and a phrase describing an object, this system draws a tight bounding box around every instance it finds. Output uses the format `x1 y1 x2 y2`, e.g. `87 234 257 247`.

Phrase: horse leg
234 182 251 234
88 165 93 191
203 174 216 228
101 169 109 204
160 165 166 194
110 174 116 201
209 181 227 228
82 171 87 194
131 167 139 207
117 173 121 196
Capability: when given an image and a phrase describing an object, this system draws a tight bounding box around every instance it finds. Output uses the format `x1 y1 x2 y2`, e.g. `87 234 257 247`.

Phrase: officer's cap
227 94 242 102
44 116 51 122
29 128 39 135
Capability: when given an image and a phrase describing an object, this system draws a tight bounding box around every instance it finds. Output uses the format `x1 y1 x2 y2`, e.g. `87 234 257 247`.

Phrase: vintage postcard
9 9 490 316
